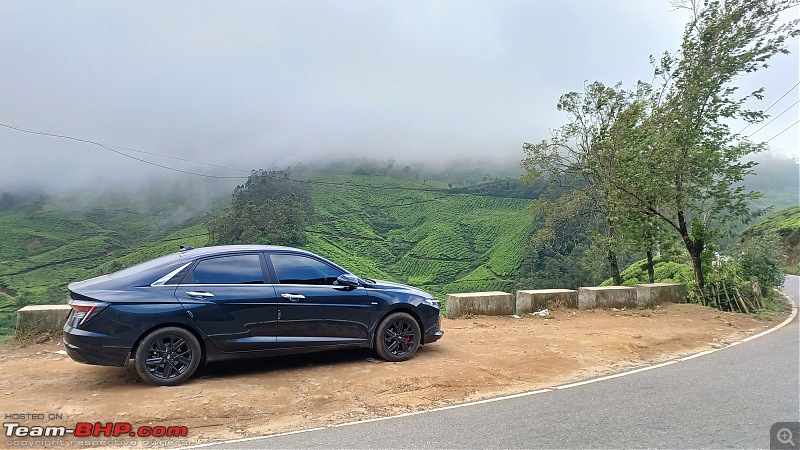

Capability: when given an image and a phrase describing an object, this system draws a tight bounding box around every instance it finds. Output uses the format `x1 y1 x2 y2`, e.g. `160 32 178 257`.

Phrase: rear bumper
63 325 131 367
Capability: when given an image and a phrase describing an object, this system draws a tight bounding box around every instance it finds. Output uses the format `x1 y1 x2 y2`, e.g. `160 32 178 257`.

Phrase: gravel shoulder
0 302 790 447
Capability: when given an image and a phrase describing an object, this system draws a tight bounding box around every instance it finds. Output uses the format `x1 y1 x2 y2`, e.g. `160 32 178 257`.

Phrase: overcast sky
1 1 797 192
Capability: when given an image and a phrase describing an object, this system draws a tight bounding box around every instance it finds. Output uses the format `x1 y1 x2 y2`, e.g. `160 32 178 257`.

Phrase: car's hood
363 279 433 298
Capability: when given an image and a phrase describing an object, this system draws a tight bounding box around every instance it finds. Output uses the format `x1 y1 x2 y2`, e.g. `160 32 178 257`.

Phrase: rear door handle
186 291 214 299
281 293 305 301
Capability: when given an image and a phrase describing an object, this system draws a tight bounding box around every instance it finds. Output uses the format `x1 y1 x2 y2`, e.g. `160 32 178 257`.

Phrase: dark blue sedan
63 245 443 386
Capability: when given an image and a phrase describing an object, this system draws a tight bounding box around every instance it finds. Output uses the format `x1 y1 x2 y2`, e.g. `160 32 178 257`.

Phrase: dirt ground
0 302 790 448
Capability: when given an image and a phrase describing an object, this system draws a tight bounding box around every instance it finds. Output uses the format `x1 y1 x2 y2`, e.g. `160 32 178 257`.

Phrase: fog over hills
1 1 797 193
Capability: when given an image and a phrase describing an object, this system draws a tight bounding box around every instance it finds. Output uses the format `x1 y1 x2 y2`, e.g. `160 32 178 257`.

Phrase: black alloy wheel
375 312 421 362
135 327 201 386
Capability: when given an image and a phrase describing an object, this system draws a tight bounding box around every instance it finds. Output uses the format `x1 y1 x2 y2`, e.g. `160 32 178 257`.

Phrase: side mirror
336 274 360 288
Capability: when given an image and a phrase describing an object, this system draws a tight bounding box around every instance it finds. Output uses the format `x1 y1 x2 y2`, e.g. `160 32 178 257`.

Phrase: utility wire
0 121 436 190
108 144 251 173
747 99 800 138
0 122 249 179
0 121 539 201
764 119 799 143
737 81 800 134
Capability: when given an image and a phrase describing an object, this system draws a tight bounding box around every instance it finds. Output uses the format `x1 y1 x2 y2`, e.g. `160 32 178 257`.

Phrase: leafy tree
520 196 614 289
0 192 16 212
614 209 675 283
207 169 310 246
608 0 798 297
522 82 650 284
736 230 787 295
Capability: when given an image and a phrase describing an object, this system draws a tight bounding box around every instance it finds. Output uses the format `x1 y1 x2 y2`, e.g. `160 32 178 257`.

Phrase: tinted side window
270 254 343 285
190 254 264 284
164 265 192 285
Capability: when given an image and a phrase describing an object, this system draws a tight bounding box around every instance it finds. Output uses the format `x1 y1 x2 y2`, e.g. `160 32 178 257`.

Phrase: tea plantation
304 174 534 299
0 174 536 336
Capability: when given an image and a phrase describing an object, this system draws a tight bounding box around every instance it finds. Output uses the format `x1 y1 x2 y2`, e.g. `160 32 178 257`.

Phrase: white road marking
180 293 798 449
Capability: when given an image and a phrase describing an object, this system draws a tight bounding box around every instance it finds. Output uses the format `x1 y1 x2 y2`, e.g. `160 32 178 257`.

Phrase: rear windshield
109 253 181 279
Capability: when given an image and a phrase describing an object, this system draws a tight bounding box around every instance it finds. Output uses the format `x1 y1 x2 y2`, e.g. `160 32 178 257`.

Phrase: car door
267 252 371 348
176 252 279 352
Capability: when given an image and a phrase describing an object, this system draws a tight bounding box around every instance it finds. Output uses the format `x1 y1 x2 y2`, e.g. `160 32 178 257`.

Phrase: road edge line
179 292 797 449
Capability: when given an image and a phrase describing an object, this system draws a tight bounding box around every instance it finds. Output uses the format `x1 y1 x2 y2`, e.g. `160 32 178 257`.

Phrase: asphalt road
192 276 800 449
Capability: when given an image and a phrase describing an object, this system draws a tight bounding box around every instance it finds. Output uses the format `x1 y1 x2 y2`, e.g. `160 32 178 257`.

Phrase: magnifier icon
777 428 795 446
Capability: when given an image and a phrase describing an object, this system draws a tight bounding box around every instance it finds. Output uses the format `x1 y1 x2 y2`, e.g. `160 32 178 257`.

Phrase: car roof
178 245 317 259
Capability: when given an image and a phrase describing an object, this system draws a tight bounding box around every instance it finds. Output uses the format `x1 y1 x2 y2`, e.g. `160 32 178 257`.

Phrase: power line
737 81 800 134
303 177 441 193
0 121 541 201
108 145 251 173
0 121 456 193
763 81 799 112
747 99 800 138
764 119 799 143
0 122 249 179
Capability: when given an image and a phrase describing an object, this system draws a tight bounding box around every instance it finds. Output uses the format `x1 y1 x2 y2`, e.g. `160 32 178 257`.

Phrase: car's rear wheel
135 327 201 386
375 312 421 362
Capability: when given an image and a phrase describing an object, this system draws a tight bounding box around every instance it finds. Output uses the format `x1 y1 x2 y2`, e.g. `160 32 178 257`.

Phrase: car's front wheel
375 312 421 362
135 327 201 386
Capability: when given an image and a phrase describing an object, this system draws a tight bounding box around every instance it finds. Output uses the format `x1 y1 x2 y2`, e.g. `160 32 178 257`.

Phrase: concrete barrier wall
445 291 513 319
578 286 638 310
14 284 689 329
516 289 578 314
16 305 70 336
635 283 688 306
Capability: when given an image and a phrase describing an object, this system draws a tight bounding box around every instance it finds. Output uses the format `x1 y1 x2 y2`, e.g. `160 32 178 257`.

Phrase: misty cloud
1 1 797 193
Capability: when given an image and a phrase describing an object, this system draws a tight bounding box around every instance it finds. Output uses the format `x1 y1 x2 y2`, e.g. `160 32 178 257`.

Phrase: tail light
68 299 108 326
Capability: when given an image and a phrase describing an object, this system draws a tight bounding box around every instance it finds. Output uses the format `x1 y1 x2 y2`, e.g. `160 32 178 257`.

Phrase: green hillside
0 173 537 336
304 174 535 298
0 202 211 336
743 205 800 274
600 257 694 287
1 168 795 337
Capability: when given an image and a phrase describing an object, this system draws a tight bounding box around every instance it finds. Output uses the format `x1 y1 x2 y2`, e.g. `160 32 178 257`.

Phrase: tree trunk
689 250 704 290
678 211 705 298
608 250 622 285
646 249 655 284
750 276 764 310
608 222 622 285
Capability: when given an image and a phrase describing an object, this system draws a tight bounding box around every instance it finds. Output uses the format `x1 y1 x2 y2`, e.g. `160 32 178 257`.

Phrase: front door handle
280 293 305 301
186 291 214 299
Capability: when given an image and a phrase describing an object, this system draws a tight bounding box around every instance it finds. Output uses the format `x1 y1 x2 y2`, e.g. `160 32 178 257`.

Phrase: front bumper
426 329 444 344
423 315 444 344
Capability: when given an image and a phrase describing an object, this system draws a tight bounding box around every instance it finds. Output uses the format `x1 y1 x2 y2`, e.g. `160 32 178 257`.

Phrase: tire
135 327 201 386
375 312 421 362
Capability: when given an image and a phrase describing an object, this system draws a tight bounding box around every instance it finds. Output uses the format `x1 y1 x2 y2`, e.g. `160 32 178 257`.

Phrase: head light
422 297 440 309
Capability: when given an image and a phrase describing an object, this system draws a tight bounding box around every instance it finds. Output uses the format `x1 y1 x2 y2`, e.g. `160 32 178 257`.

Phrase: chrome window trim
150 262 193 286
177 283 271 287
176 283 346 287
